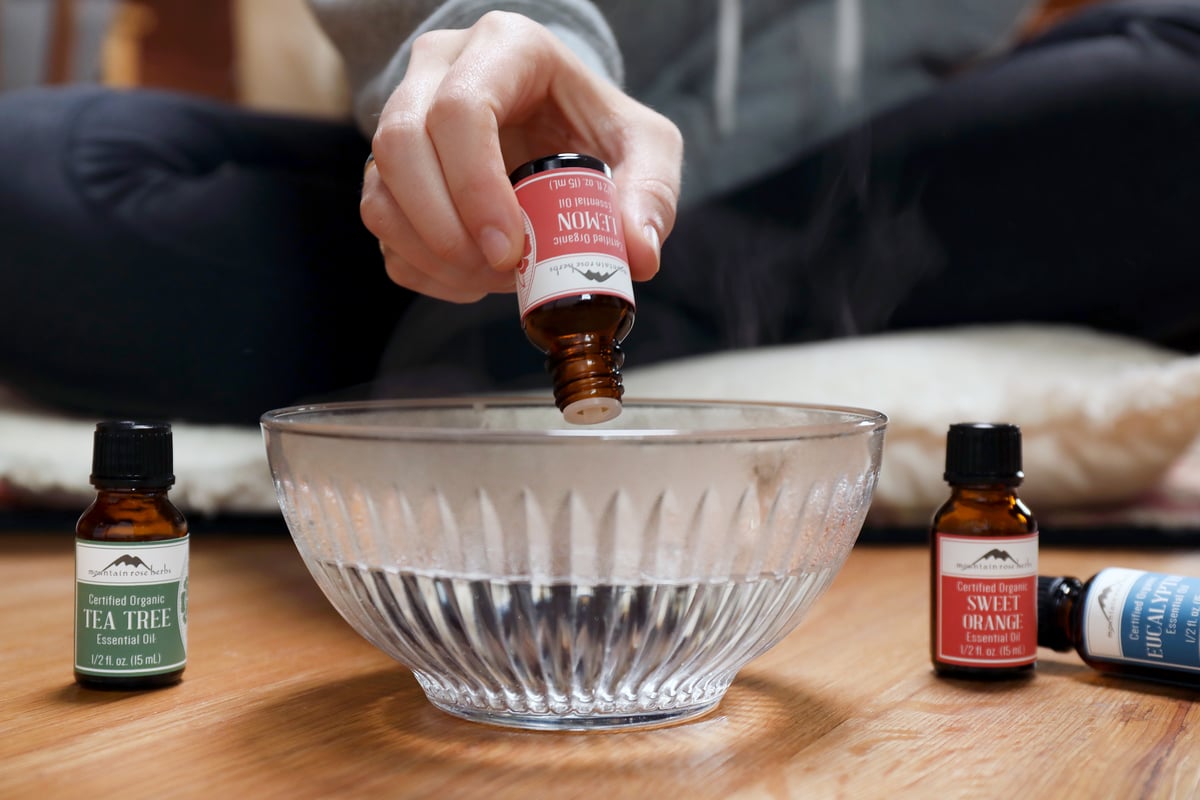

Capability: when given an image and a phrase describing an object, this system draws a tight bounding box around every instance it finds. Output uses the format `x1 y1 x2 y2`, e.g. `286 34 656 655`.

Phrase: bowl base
424 695 724 732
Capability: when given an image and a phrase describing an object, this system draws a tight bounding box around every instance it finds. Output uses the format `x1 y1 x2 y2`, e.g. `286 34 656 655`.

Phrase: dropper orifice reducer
509 153 636 424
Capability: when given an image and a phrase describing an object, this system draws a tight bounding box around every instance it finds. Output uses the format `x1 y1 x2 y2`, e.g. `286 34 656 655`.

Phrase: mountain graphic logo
569 265 619 282
1097 585 1118 636
967 549 1023 568
101 554 151 572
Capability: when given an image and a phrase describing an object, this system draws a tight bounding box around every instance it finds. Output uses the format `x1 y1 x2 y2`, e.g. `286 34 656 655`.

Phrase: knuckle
425 83 484 130
626 109 684 155
373 110 425 158
358 195 386 238
473 11 558 57
475 10 532 36
637 175 681 226
383 259 410 287
409 28 456 60
454 169 499 207
425 233 467 265
656 115 685 155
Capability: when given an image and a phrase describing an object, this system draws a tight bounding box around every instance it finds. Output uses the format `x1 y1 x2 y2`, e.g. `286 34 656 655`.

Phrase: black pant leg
0 86 410 423
888 0 1200 346
647 0 1200 354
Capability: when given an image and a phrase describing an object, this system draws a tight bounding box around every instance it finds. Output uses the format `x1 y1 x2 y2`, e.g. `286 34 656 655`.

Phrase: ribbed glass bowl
261 398 887 731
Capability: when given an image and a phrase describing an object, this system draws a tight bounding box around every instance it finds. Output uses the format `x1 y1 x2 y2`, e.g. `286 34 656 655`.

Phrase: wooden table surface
4 527 1200 799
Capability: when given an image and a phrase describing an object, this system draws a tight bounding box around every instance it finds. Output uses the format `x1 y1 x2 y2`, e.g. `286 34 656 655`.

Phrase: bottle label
935 532 1038 667
1083 569 1200 672
512 167 635 317
75 537 189 677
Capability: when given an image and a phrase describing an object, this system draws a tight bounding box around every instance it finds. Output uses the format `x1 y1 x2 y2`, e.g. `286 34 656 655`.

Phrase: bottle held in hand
509 153 635 424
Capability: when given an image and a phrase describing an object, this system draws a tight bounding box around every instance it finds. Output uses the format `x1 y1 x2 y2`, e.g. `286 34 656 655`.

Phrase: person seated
1 0 1198 424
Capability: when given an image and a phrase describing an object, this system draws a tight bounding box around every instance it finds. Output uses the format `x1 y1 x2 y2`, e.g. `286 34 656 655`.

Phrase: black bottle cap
1037 575 1075 652
509 153 611 184
943 422 1023 485
91 420 175 488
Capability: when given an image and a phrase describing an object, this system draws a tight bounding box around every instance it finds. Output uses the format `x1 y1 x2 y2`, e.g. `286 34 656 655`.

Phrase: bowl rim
260 397 888 444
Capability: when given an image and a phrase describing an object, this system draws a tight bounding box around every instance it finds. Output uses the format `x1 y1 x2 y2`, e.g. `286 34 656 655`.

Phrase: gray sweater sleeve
307 0 624 136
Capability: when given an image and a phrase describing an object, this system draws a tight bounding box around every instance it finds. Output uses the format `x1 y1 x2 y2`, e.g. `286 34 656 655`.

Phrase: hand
361 11 683 303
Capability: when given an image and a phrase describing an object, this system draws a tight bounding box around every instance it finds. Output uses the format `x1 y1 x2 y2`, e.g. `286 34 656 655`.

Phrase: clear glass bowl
261 398 887 731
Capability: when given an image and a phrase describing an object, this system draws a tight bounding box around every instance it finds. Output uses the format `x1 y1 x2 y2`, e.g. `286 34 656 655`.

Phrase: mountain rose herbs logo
89 554 170 578
957 548 1035 572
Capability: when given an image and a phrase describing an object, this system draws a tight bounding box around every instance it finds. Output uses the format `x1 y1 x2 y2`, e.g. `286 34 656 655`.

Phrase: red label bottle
509 154 635 425
931 422 1038 679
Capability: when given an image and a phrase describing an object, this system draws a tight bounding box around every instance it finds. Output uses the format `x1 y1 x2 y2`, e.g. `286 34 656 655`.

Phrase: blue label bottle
1039 569 1200 687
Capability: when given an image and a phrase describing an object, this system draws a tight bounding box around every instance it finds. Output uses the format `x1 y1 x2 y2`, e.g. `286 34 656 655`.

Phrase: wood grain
4 530 1200 798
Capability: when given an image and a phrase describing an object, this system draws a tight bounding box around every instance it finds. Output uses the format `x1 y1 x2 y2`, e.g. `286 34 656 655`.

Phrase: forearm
307 0 624 135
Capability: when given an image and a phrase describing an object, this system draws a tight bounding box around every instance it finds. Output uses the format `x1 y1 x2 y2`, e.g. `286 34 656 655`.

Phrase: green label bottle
74 421 189 690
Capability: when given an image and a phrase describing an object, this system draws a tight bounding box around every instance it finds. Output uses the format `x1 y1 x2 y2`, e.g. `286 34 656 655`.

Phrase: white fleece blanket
4 323 1200 527
0 388 274 516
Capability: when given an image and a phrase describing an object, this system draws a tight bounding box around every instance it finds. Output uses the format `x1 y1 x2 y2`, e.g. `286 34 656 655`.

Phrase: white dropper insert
562 396 623 425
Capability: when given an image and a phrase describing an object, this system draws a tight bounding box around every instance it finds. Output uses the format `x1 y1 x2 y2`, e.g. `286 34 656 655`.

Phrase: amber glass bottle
1040 570 1200 688
75 421 189 689
509 154 635 424
931 423 1038 679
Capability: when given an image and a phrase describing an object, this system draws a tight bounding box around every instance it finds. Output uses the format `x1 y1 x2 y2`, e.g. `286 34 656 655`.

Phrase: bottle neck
94 483 173 499
947 482 1021 501
1037 575 1083 651
91 484 175 510
544 337 625 422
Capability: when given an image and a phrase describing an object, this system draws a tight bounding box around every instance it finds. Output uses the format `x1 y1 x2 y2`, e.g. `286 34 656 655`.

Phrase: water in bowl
318 560 834 729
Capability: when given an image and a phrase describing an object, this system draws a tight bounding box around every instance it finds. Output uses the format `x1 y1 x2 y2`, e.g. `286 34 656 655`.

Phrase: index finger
422 15 584 272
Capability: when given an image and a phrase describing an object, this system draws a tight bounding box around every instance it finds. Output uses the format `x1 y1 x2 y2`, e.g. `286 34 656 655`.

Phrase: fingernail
643 224 661 268
480 226 513 269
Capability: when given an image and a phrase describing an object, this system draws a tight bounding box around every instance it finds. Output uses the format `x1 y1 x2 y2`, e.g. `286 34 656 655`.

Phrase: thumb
615 145 682 282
